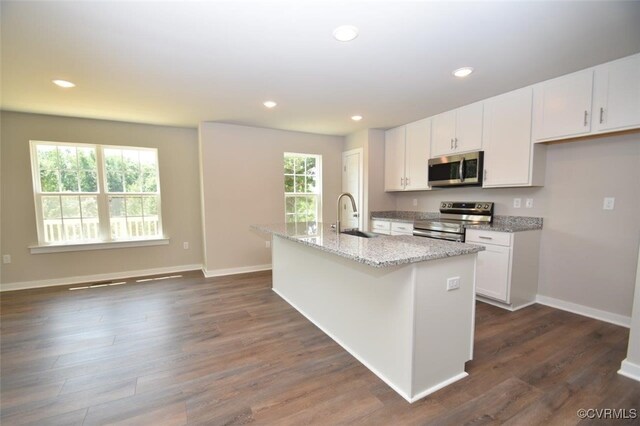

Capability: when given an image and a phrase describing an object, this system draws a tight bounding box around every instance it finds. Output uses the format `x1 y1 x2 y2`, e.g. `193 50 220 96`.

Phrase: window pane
126 197 143 216
80 196 98 218
141 166 158 192
294 157 305 174
284 176 294 193
37 145 59 170
125 170 142 192
42 196 62 219
295 176 305 193
61 196 81 218
284 157 294 174
107 170 124 192
143 196 158 215
79 170 98 192
40 170 60 192
58 146 78 170
60 170 79 192
109 197 125 217
285 196 295 213
306 176 316 193
306 157 316 175
77 147 96 170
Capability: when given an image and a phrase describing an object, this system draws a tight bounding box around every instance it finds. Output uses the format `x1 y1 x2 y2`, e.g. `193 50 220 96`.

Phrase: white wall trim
536 295 631 328
29 238 170 254
0 264 202 292
618 359 640 382
202 264 272 278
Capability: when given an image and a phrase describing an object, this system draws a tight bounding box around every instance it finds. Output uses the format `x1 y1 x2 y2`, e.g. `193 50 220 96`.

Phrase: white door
483 87 533 187
593 54 640 132
455 101 484 153
431 110 456 157
533 69 594 141
404 118 431 191
342 148 363 230
384 126 406 191
475 243 511 303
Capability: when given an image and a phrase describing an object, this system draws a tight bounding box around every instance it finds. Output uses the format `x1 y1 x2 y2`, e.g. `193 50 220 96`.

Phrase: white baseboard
202 264 272 278
618 359 640 382
536 295 631 328
476 296 537 312
0 264 202 292
410 372 468 403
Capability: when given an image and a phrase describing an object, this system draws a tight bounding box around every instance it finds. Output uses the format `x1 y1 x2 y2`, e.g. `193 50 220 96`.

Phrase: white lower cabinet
370 219 413 236
466 229 541 310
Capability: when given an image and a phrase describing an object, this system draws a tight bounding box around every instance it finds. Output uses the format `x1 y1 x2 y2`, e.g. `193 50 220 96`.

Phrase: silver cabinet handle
484 169 487 181
400 177 404 186
478 236 493 240
405 177 410 186
455 137 458 149
450 138 454 149
584 110 588 127
600 107 604 124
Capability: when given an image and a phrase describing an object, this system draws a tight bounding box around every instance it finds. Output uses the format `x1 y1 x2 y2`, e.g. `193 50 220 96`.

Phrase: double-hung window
284 153 321 224
30 141 163 246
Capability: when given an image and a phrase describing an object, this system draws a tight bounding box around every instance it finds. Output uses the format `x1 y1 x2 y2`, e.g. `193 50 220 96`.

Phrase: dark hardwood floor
1 270 638 425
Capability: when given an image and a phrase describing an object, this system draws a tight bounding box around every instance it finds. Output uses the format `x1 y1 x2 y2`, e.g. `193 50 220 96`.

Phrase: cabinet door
431 110 456 157
384 126 406 191
483 87 533 187
475 243 511 303
593 54 640 133
455 101 483 153
404 118 431 190
533 69 594 141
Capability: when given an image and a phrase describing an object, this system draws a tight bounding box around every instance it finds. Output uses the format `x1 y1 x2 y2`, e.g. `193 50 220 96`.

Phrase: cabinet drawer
391 222 413 233
466 229 512 247
371 220 391 235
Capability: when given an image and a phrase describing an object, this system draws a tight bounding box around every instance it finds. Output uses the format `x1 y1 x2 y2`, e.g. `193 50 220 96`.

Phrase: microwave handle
459 158 465 182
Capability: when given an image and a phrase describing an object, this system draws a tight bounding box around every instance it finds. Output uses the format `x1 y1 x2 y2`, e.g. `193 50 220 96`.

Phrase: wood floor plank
2 270 639 425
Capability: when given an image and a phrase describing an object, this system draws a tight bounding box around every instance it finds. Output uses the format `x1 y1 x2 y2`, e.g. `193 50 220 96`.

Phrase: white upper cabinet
384 126 406 191
404 118 431 191
384 119 431 192
592 54 640 133
533 69 594 142
431 102 483 157
483 87 545 187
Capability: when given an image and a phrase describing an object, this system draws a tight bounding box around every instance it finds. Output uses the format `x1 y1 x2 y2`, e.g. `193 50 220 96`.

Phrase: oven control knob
475 203 482 209
441 202 446 208
447 203 452 208
484 204 490 209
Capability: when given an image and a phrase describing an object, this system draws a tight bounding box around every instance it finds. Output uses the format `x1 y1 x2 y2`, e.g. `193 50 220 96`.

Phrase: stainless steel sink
340 229 379 238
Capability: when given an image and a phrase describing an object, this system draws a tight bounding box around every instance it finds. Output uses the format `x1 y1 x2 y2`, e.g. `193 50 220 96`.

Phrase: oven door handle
412 229 463 242
459 157 465 182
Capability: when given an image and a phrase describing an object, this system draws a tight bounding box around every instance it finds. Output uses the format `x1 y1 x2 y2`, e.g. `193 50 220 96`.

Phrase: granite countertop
370 211 543 233
251 222 484 268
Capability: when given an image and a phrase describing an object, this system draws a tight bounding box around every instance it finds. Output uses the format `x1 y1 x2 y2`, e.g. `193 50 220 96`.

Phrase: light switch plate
2 255 11 264
603 197 615 210
446 277 460 291
525 198 533 208
513 198 522 208
412 198 418 207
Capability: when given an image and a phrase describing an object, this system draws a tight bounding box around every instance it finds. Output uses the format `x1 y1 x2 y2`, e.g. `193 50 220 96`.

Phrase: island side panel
411 253 477 400
272 236 415 400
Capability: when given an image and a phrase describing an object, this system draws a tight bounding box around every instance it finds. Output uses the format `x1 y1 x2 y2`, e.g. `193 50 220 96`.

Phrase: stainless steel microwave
428 151 484 187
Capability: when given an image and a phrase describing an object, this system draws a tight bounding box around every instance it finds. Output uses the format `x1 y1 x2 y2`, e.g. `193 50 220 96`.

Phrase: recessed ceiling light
52 79 76 88
333 25 359 42
263 101 277 108
452 67 474 78
351 115 363 121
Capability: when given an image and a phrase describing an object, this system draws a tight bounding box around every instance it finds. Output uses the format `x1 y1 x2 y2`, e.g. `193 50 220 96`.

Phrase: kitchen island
251 222 484 403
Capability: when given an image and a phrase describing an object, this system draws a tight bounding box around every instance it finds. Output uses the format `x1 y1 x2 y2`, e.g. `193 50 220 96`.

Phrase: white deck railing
44 217 159 243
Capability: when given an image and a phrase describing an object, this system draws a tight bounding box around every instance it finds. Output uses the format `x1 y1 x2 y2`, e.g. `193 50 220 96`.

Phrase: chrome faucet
336 192 357 233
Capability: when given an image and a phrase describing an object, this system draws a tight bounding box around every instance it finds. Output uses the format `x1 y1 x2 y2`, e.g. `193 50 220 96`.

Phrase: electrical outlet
603 197 615 210
525 198 534 209
183 242 189 249
412 198 418 207
513 198 522 208
2 255 11 264
446 277 460 291
265 240 271 248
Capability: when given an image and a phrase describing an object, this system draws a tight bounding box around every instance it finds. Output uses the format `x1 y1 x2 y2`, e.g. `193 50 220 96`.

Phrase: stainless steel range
413 201 494 242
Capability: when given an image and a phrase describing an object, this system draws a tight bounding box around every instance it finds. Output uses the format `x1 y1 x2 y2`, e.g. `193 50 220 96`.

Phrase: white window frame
29 140 165 252
284 152 322 225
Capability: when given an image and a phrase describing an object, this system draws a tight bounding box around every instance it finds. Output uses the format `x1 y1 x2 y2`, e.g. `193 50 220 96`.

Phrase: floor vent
135 274 182 283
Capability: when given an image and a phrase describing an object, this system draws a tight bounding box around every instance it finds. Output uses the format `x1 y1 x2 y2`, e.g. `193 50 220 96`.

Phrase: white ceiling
2 1 640 136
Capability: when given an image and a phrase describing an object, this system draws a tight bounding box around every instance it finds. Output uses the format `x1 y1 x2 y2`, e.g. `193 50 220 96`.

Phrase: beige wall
199 122 344 274
395 132 640 317
0 111 203 287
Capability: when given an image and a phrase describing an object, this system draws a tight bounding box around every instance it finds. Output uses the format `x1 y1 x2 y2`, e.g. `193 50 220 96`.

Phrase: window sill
29 238 170 254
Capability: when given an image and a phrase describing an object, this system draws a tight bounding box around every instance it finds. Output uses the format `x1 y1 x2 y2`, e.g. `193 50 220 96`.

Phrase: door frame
342 148 364 231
